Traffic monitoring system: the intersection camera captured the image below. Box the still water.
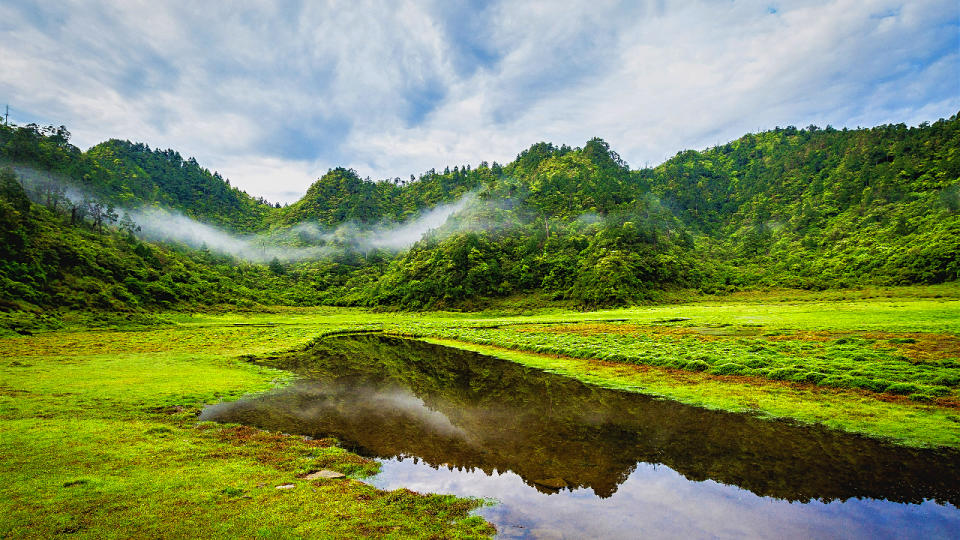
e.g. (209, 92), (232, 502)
(200, 335), (960, 539)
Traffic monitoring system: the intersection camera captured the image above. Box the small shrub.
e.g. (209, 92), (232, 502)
(743, 358), (768, 368)
(685, 360), (710, 372)
(932, 375), (960, 387)
(601, 353), (629, 363)
(885, 382), (920, 395)
(710, 363), (745, 376)
(62, 479), (89, 488)
(908, 393), (933, 402)
(844, 376), (889, 393)
(819, 375), (845, 388)
(928, 385), (952, 397)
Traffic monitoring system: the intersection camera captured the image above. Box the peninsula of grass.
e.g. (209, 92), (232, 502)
(385, 288), (960, 448)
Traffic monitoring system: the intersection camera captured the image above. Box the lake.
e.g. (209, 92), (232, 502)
(200, 334), (960, 539)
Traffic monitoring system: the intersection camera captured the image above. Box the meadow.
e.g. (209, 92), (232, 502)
(1, 286), (959, 537)
(0, 316), (492, 538)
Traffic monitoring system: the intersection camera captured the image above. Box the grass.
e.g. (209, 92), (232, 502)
(1, 285), (959, 535)
(419, 338), (960, 448)
(0, 323), (493, 538)
(414, 325), (959, 399)
(378, 289), (960, 447)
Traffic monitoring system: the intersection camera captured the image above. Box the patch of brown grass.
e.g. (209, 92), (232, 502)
(517, 323), (960, 364)
(587, 356), (960, 410)
(518, 323), (763, 340)
(863, 332), (960, 363)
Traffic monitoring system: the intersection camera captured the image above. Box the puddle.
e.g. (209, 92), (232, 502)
(201, 335), (960, 539)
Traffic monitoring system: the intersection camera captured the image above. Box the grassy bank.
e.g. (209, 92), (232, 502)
(392, 294), (960, 448)
(419, 338), (959, 448)
(0, 322), (493, 538)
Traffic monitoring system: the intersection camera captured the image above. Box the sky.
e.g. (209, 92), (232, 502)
(1, 0), (958, 204)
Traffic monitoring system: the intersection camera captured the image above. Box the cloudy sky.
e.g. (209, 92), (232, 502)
(1, 1), (957, 203)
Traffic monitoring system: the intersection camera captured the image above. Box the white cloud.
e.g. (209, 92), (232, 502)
(1, 0), (956, 203)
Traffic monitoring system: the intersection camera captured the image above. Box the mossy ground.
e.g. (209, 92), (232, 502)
(0, 321), (493, 538)
(1, 285), (958, 536)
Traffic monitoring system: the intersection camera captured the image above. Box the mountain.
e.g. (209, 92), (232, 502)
(0, 124), (275, 232)
(0, 113), (957, 318)
(363, 121), (960, 306)
(277, 165), (481, 227)
(85, 139), (275, 231)
(646, 119), (960, 288)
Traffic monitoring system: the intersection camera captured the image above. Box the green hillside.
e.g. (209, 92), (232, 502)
(0, 124), (274, 232)
(86, 139), (275, 231)
(0, 114), (958, 320)
(365, 121), (960, 306)
(277, 165), (482, 226)
(0, 167), (325, 320)
(647, 120), (960, 288)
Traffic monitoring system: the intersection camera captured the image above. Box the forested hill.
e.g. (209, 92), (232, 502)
(366, 120), (959, 306)
(648, 120), (960, 233)
(277, 165), (485, 226)
(85, 139), (275, 231)
(0, 114), (957, 316)
(644, 119), (960, 288)
(0, 124), (274, 232)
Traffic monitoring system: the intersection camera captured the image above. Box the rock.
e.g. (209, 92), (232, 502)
(302, 469), (345, 480)
(275, 484), (295, 490)
(533, 477), (567, 490)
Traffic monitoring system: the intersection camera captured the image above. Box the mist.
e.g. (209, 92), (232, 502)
(9, 163), (639, 265)
(128, 207), (332, 262)
(131, 194), (480, 262)
(9, 164), (484, 262)
(10, 165), (88, 208)
(288, 193), (477, 253)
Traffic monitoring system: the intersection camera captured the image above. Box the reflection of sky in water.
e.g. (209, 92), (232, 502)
(369, 458), (959, 539)
(202, 336), (960, 538)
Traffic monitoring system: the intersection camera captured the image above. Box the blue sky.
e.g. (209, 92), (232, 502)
(1, 0), (957, 203)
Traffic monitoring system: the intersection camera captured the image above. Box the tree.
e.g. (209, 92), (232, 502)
(0, 167), (29, 214)
(119, 212), (141, 236)
(268, 257), (286, 275)
(85, 200), (118, 233)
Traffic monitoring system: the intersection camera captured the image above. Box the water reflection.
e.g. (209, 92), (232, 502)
(371, 458), (959, 540)
(201, 335), (960, 537)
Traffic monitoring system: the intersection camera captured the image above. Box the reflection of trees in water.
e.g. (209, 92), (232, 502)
(207, 335), (960, 504)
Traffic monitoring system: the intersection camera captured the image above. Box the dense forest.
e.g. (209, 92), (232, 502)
(0, 113), (957, 321)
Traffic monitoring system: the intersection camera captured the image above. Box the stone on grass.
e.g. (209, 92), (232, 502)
(275, 484), (295, 490)
(302, 469), (346, 480)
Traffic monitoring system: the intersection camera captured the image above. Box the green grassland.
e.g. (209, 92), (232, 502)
(2, 287), (959, 536)
(0, 320), (492, 538)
